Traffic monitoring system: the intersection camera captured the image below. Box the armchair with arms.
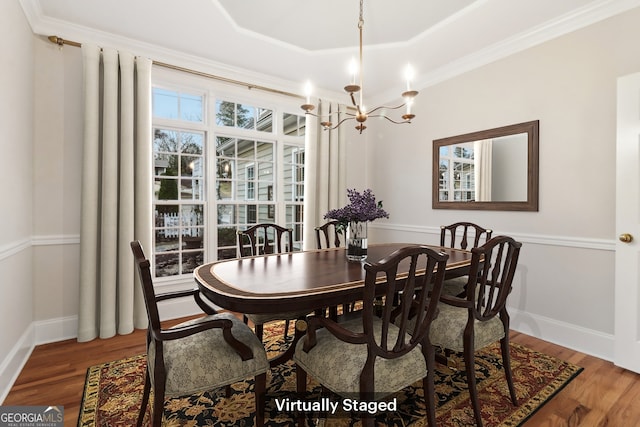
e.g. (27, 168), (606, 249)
(429, 235), (522, 427)
(130, 241), (269, 427)
(294, 245), (448, 427)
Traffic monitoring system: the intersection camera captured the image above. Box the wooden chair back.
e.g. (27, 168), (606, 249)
(131, 241), (162, 337)
(361, 246), (448, 361)
(315, 220), (343, 249)
(237, 223), (293, 257)
(440, 222), (493, 250)
(465, 235), (522, 321)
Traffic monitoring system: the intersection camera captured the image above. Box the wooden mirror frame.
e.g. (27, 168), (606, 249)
(432, 120), (539, 211)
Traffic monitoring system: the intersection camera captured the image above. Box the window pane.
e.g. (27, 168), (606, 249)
(183, 228), (204, 249)
(181, 132), (203, 154)
(154, 129), (179, 153)
(155, 177), (179, 200)
(182, 251), (203, 274)
(217, 181), (232, 200)
(181, 156), (200, 177)
(155, 252), (179, 277)
(237, 139), (255, 158)
(216, 137), (236, 157)
(216, 100), (235, 126)
(237, 104), (255, 129)
(257, 108), (273, 132)
(256, 141), (274, 162)
(180, 178), (203, 200)
(283, 113), (305, 136)
(153, 89), (179, 119)
(217, 226), (236, 246)
(217, 205), (235, 225)
(153, 89), (203, 123)
(180, 94), (203, 122)
(217, 159), (233, 179)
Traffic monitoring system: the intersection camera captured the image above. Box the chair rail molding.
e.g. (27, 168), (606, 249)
(370, 222), (615, 251)
(0, 238), (31, 263)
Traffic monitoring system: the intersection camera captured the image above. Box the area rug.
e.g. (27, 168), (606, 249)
(78, 321), (582, 426)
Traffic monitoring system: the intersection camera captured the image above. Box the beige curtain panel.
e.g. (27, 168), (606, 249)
(302, 101), (347, 250)
(77, 44), (152, 342)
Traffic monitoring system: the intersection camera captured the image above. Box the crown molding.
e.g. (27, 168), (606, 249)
(18, 0), (323, 101)
(373, 0), (640, 105)
(18, 0), (640, 113)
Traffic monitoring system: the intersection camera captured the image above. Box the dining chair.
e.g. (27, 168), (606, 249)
(439, 222), (493, 296)
(314, 220), (356, 319)
(294, 245), (448, 427)
(237, 223), (312, 342)
(429, 235), (522, 427)
(130, 241), (269, 427)
(314, 220), (343, 250)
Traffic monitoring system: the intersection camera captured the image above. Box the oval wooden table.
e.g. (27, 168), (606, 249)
(194, 243), (474, 366)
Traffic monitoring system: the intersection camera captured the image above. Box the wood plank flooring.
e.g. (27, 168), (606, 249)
(4, 319), (640, 426)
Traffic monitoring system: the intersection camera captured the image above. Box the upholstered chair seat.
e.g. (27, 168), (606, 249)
(148, 312), (269, 397)
(429, 303), (504, 352)
(294, 317), (428, 397)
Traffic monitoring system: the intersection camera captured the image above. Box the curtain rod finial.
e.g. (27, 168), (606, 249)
(48, 35), (64, 48)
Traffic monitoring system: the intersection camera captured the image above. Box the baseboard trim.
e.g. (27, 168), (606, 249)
(509, 307), (614, 362)
(0, 324), (35, 404)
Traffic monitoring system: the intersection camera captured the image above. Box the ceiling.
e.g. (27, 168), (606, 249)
(19, 0), (639, 103)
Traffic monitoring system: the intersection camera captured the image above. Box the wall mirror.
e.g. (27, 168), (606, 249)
(432, 120), (539, 211)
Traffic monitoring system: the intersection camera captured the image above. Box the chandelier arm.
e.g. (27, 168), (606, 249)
(367, 114), (412, 124)
(366, 103), (406, 115)
(304, 110), (355, 119)
(323, 116), (355, 130)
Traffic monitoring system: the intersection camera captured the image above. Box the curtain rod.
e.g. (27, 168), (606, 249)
(47, 35), (303, 100)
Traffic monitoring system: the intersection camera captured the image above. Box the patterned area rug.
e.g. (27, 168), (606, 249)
(79, 321), (582, 426)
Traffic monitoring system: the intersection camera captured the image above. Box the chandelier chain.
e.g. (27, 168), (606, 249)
(300, 0), (418, 133)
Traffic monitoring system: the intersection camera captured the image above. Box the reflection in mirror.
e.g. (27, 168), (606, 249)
(433, 121), (539, 211)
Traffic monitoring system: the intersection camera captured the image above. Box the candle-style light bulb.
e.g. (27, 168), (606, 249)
(404, 64), (415, 91)
(406, 98), (413, 115)
(304, 81), (313, 104)
(349, 57), (358, 85)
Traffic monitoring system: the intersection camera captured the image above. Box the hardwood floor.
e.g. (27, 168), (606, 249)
(4, 320), (640, 426)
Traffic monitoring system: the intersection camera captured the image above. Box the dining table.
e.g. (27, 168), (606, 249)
(194, 242), (475, 366)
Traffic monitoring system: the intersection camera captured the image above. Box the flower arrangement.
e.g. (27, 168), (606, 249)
(324, 188), (389, 231)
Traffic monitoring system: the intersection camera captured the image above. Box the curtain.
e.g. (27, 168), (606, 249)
(474, 139), (493, 202)
(302, 101), (348, 250)
(77, 44), (153, 342)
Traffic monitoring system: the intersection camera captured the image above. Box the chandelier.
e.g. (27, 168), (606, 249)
(300, 0), (419, 134)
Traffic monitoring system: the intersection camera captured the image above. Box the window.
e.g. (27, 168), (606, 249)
(438, 144), (475, 202)
(152, 82), (305, 278)
(215, 136), (276, 259)
(153, 127), (205, 277)
(284, 146), (305, 250)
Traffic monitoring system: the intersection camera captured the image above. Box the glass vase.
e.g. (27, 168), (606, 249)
(346, 221), (368, 262)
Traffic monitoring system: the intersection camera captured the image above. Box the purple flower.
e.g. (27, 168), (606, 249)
(324, 189), (389, 227)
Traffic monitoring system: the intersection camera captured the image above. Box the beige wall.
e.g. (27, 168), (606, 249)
(0, 0), (35, 400)
(367, 6), (640, 359)
(32, 39), (83, 324)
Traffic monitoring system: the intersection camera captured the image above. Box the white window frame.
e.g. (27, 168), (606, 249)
(151, 67), (305, 284)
